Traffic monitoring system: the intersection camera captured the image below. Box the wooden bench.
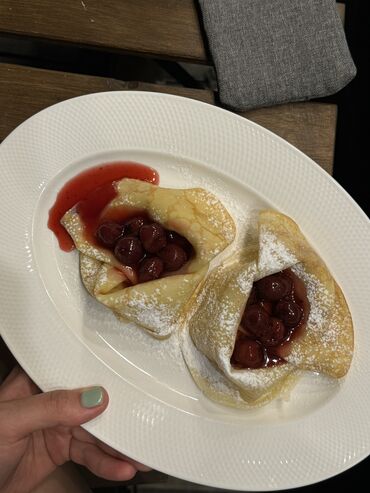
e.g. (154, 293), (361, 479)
(0, 63), (337, 173)
(0, 0), (345, 64)
(0, 1), (345, 174)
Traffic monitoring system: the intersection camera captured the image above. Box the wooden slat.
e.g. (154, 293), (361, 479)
(242, 104), (337, 175)
(0, 63), (214, 142)
(337, 3), (346, 23)
(0, 0), (207, 63)
(0, 63), (336, 173)
(0, 2), (345, 64)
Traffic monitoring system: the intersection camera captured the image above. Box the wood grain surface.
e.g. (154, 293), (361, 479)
(0, 0), (208, 63)
(0, 1), (345, 64)
(242, 103), (337, 175)
(337, 2), (345, 23)
(0, 63), (336, 173)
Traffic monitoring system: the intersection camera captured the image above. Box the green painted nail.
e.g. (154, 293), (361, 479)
(80, 387), (104, 408)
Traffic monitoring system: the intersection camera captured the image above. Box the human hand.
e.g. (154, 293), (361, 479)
(0, 366), (150, 493)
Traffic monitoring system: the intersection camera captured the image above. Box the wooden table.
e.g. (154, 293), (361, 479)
(0, 1), (345, 175)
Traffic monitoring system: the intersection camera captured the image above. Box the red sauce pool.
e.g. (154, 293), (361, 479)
(48, 162), (159, 251)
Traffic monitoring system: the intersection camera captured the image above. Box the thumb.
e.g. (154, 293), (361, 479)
(0, 386), (108, 439)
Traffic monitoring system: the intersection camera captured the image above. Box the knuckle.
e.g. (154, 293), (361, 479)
(47, 390), (72, 418)
(0, 405), (7, 432)
(0, 403), (16, 440)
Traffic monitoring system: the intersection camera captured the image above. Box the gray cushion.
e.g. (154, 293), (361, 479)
(199, 0), (356, 110)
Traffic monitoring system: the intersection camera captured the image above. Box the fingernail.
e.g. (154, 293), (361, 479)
(80, 386), (104, 408)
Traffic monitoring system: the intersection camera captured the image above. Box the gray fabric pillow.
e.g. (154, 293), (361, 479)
(198, 0), (356, 111)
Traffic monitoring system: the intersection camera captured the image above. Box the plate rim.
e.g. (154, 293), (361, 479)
(2, 89), (369, 226)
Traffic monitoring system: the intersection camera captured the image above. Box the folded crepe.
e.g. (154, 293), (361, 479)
(62, 178), (236, 338)
(183, 210), (353, 408)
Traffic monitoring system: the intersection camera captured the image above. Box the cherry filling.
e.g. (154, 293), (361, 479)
(96, 222), (125, 248)
(159, 244), (188, 271)
(48, 162), (159, 252)
(96, 216), (194, 284)
(231, 269), (309, 369)
(140, 223), (167, 253)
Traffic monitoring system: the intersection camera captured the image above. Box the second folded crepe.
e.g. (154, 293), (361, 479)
(183, 210), (354, 408)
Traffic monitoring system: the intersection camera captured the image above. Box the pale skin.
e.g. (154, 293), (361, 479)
(0, 366), (150, 493)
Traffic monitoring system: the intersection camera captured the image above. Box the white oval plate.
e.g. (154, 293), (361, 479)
(0, 92), (369, 491)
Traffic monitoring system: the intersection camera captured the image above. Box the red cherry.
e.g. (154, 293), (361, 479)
(232, 338), (265, 369)
(241, 305), (270, 336)
(166, 230), (193, 257)
(259, 300), (273, 315)
(159, 244), (187, 271)
(138, 257), (164, 283)
(140, 223), (167, 253)
(124, 216), (148, 236)
(96, 222), (123, 248)
(262, 318), (286, 347)
(275, 300), (303, 327)
(114, 237), (144, 266)
(256, 273), (292, 301)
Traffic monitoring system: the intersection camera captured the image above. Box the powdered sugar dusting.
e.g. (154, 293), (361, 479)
(287, 263), (353, 377)
(292, 264), (332, 330)
(125, 289), (179, 337)
(97, 267), (109, 286)
(181, 327), (246, 400)
(218, 298), (241, 337)
(236, 268), (253, 294)
(168, 164), (253, 249)
(258, 229), (298, 278)
(228, 357), (291, 390)
(80, 254), (99, 278)
(195, 189), (235, 243)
